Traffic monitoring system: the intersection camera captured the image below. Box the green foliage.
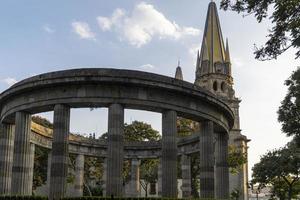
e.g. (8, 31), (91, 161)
(83, 186), (103, 196)
(0, 197), (47, 200)
(32, 116), (53, 129)
(33, 146), (49, 190)
(60, 198), (220, 200)
(228, 145), (247, 174)
(230, 188), (240, 200)
(84, 157), (103, 184)
(124, 121), (161, 141)
(139, 159), (159, 197)
(177, 118), (196, 137)
(252, 144), (300, 200)
(220, 0), (300, 60)
(278, 68), (300, 146)
(100, 121), (161, 142)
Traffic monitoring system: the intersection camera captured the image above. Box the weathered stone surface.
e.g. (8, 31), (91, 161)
(0, 69), (234, 133)
(11, 112), (32, 195)
(0, 68), (236, 198)
(49, 104), (70, 200)
(215, 132), (229, 199)
(199, 121), (214, 198)
(106, 104), (124, 197)
(181, 154), (191, 198)
(0, 123), (15, 194)
(28, 143), (35, 194)
(127, 158), (140, 197)
(162, 110), (177, 198)
(74, 154), (84, 197)
(157, 158), (162, 196)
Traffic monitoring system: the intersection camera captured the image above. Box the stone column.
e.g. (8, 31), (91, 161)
(11, 112), (32, 195)
(102, 158), (107, 196)
(74, 154), (85, 197)
(215, 132), (229, 199)
(47, 151), (52, 190)
(106, 104), (124, 196)
(128, 158), (140, 197)
(157, 158), (162, 196)
(162, 110), (177, 198)
(28, 143), (35, 194)
(199, 121), (215, 198)
(181, 154), (191, 198)
(0, 123), (15, 195)
(49, 104), (70, 200)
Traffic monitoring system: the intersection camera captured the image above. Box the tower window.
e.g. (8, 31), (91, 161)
(213, 81), (218, 91)
(221, 82), (226, 92)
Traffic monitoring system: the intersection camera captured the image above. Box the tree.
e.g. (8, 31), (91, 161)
(100, 121), (161, 142)
(252, 143), (300, 200)
(220, 0), (300, 60)
(278, 67), (300, 146)
(33, 146), (49, 191)
(100, 120), (161, 195)
(228, 145), (247, 174)
(139, 159), (158, 197)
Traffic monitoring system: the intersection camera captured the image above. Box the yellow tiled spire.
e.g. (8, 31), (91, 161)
(197, 1), (226, 76)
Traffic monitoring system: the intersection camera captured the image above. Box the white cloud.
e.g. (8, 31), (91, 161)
(232, 57), (245, 67)
(43, 24), (55, 33)
(1, 77), (17, 86)
(97, 2), (201, 47)
(189, 44), (200, 57)
(97, 8), (125, 31)
(139, 64), (155, 69)
(71, 21), (96, 40)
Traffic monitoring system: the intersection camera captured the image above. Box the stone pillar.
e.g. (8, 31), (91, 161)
(199, 121), (215, 198)
(215, 132), (229, 199)
(128, 158), (140, 197)
(106, 104), (124, 196)
(157, 158), (162, 196)
(0, 123), (15, 195)
(49, 104), (70, 200)
(181, 154), (191, 198)
(47, 151), (52, 190)
(74, 154), (85, 197)
(162, 110), (177, 198)
(102, 158), (107, 196)
(11, 112), (32, 195)
(28, 143), (35, 194)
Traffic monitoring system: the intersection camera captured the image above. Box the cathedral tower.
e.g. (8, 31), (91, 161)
(194, 2), (249, 200)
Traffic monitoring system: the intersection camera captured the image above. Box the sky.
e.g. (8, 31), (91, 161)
(0, 0), (299, 178)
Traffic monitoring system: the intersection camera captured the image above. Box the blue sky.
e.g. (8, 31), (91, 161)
(0, 0), (298, 177)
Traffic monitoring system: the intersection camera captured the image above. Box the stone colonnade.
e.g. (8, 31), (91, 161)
(0, 103), (229, 199)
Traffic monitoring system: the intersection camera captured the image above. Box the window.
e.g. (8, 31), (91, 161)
(213, 81), (218, 91)
(221, 82), (226, 92)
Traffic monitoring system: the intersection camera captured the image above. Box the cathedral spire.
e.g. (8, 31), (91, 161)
(225, 38), (232, 77)
(196, 1), (226, 77)
(175, 61), (183, 80)
(225, 38), (231, 63)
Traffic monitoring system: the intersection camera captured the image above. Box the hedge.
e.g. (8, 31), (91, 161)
(0, 197), (222, 200)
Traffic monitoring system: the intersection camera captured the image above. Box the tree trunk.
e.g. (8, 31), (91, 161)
(145, 183), (148, 197)
(288, 186), (293, 200)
